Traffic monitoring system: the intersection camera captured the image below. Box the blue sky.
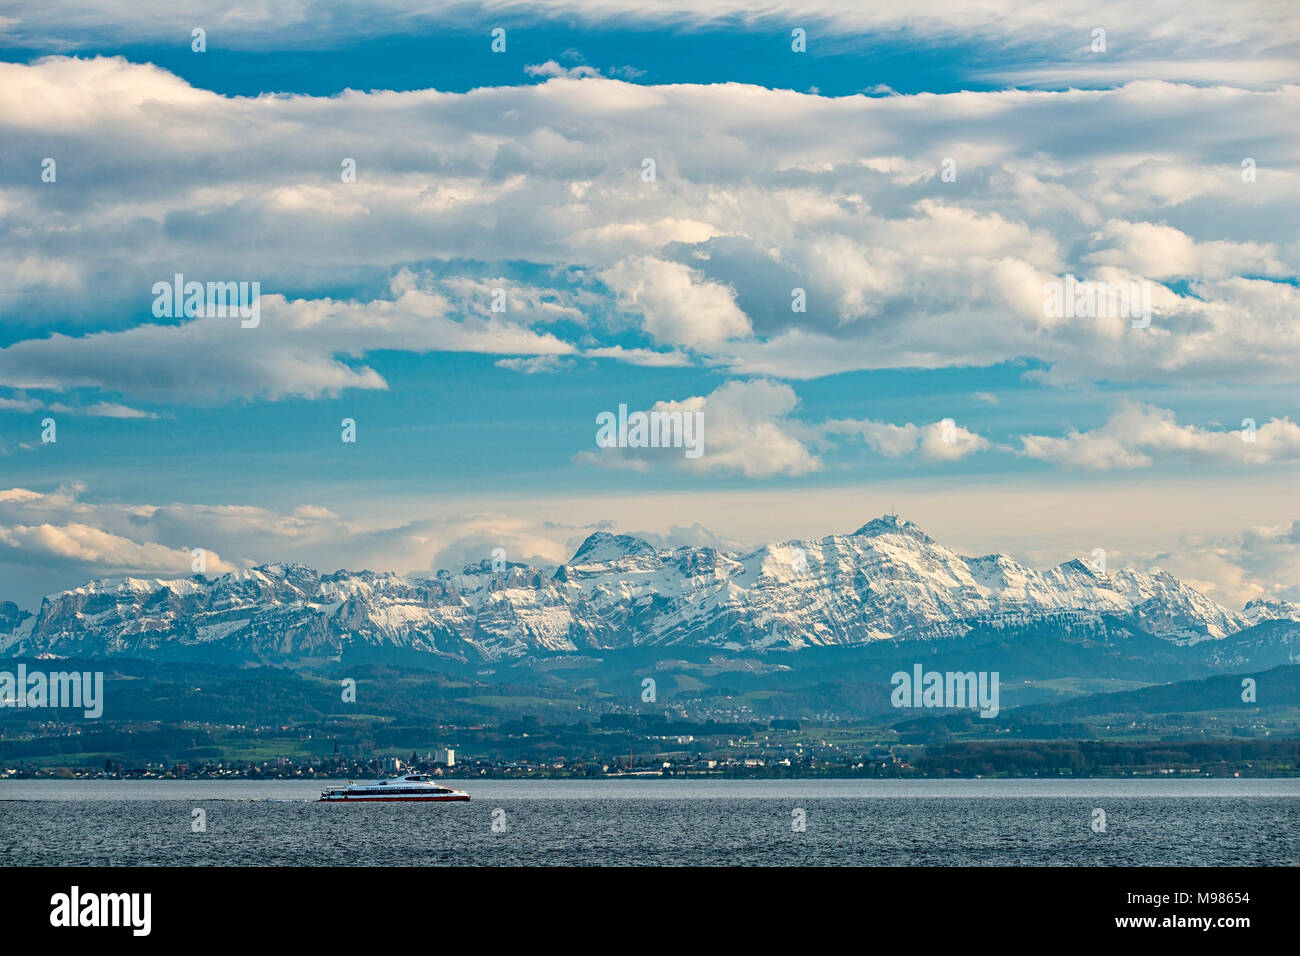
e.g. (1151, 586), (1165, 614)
(0, 0), (1298, 609)
(1, 28), (1006, 98)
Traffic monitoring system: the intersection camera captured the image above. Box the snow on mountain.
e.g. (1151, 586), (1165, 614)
(1242, 598), (1300, 624)
(0, 516), (1258, 663)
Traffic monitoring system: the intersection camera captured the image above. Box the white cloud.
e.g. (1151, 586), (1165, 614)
(685, 379), (821, 477)
(0, 485), (594, 607)
(525, 61), (601, 79)
(1018, 402), (1300, 469)
(0, 486), (392, 603)
(0, 396), (42, 412)
(0, 283), (576, 402)
(1145, 521), (1300, 607)
(823, 417), (990, 460)
(0, 58), (1297, 397)
(577, 379), (821, 478)
(427, 514), (573, 574)
(578, 381), (997, 477)
(0, 394), (155, 417)
(582, 345), (690, 367)
(494, 355), (576, 374)
(600, 257), (751, 348)
(1085, 220), (1287, 280)
(0, 522), (212, 574)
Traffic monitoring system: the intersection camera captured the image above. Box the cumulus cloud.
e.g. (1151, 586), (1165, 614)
(600, 257), (751, 348)
(1018, 402), (1300, 469)
(0, 522), (208, 574)
(0, 58), (1296, 395)
(685, 379), (821, 476)
(1145, 521), (1300, 607)
(625, 521), (742, 552)
(1084, 220), (1288, 280)
(823, 416), (990, 460)
(427, 514), (572, 574)
(0, 486), (570, 606)
(0, 488), (323, 582)
(577, 379), (999, 476)
(576, 378), (821, 478)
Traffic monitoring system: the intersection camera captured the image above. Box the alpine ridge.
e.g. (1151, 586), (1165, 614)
(2, 516), (1296, 666)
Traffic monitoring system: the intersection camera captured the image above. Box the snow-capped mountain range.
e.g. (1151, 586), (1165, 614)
(1, 515), (1296, 666)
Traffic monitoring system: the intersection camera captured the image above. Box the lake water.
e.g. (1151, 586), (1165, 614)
(2, 778), (1296, 866)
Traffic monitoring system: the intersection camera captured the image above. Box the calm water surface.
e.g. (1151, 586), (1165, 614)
(2, 779), (1296, 866)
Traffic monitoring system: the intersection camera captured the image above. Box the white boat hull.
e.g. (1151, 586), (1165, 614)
(320, 773), (470, 802)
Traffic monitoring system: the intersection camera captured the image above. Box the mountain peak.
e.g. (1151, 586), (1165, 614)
(1243, 597), (1300, 622)
(850, 514), (933, 544)
(570, 531), (657, 563)
(1059, 558), (1095, 574)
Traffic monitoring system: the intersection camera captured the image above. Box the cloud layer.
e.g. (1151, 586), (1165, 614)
(1, 58), (1297, 403)
(4, 2), (1297, 87)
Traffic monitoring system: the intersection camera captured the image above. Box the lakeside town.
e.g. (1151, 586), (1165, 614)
(4, 726), (1295, 780)
(4, 662), (1296, 779)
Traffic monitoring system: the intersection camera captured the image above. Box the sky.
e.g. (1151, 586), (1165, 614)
(0, 0), (1297, 611)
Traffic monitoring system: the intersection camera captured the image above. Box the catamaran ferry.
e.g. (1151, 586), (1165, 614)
(319, 774), (470, 803)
